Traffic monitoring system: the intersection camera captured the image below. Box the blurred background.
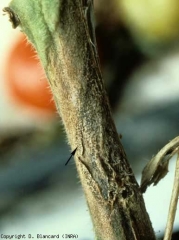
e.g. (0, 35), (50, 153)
(0, 0), (179, 239)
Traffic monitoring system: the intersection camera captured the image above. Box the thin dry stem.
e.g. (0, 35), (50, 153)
(141, 137), (179, 192)
(163, 152), (179, 240)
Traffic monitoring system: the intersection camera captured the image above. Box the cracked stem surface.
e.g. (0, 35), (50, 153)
(6, 1), (156, 239)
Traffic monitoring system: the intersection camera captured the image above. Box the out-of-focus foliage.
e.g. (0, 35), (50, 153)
(115, 0), (179, 53)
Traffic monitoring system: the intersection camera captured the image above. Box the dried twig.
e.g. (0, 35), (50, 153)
(141, 137), (179, 193)
(163, 151), (179, 240)
(141, 137), (179, 239)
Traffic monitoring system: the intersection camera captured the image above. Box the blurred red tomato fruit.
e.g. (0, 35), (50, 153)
(5, 34), (56, 114)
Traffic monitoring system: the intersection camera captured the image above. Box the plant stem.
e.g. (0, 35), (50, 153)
(164, 152), (179, 240)
(5, 0), (156, 239)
